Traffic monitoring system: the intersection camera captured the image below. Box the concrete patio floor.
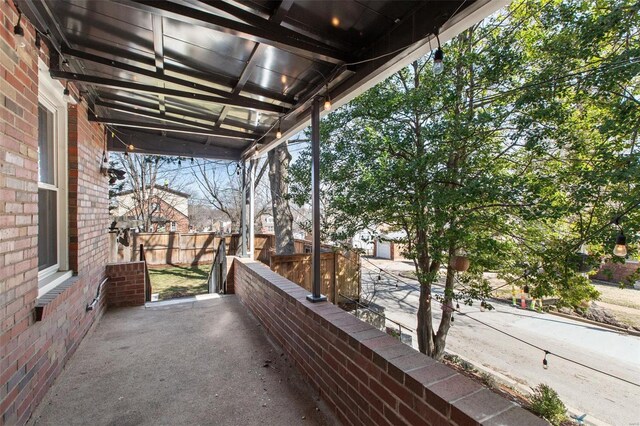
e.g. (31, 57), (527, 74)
(28, 295), (336, 426)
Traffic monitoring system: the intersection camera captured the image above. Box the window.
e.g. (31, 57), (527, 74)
(170, 222), (177, 232)
(37, 59), (70, 296)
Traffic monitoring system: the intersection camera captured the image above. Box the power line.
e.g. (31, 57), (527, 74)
(360, 257), (640, 388)
(455, 310), (640, 388)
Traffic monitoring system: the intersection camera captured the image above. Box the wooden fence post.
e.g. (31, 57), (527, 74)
(332, 251), (337, 304)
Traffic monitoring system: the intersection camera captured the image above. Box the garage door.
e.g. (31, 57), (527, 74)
(376, 241), (391, 259)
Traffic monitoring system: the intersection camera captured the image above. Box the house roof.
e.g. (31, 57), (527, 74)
(23, 0), (506, 160)
(116, 186), (191, 199)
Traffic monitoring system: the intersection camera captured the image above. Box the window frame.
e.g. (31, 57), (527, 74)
(37, 58), (71, 296)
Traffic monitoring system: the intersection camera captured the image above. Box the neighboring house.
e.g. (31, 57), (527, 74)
(113, 187), (190, 233)
(592, 255), (640, 286)
(259, 214), (275, 234)
(373, 229), (408, 261)
(352, 230), (375, 255)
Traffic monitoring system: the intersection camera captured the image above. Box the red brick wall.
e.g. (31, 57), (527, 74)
(105, 262), (146, 308)
(233, 259), (545, 426)
(593, 261), (639, 284)
(68, 103), (110, 275)
(0, 2), (111, 424)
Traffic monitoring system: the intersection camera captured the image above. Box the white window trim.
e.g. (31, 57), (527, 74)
(37, 58), (69, 297)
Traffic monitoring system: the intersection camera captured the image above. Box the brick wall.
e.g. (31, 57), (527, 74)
(0, 2), (111, 424)
(233, 259), (546, 426)
(593, 261), (639, 284)
(105, 262), (147, 308)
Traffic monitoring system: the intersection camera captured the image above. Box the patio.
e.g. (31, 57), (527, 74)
(27, 295), (334, 426)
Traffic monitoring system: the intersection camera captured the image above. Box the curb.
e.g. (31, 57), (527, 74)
(445, 350), (611, 426)
(395, 269), (640, 338)
(487, 297), (640, 338)
(547, 311), (640, 338)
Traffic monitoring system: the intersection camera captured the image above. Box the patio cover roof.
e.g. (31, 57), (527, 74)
(22, 0), (508, 160)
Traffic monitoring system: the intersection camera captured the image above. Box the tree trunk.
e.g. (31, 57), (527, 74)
(268, 143), (295, 255)
(432, 245), (457, 360)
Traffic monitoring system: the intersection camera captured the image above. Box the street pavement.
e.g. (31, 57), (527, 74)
(360, 258), (640, 426)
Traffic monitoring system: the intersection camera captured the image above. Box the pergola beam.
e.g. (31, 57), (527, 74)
(198, 0), (350, 51)
(59, 48), (295, 109)
(215, 43), (266, 129)
(50, 70), (284, 113)
(94, 100), (258, 139)
(107, 129), (244, 160)
(66, 39), (293, 105)
(117, 0), (349, 64)
(92, 117), (254, 139)
(151, 14), (166, 114)
(96, 92), (272, 133)
(270, 0), (294, 24)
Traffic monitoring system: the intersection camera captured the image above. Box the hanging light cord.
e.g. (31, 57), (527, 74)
(360, 256), (640, 388)
(454, 309), (640, 388)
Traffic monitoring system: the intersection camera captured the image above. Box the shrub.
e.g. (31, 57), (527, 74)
(529, 384), (567, 425)
(480, 372), (497, 389)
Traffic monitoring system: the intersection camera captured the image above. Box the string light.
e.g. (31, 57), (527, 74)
(361, 257), (640, 386)
(63, 82), (73, 103)
(13, 11), (25, 48)
(324, 84), (332, 111)
(128, 144), (134, 151)
(35, 31), (42, 51)
(433, 33), (444, 75)
(613, 231), (627, 257)
(276, 119), (282, 139)
(613, 218), (627, 257)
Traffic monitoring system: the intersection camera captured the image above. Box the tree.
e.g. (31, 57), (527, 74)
(111, 153), (187, 232)
(268, 142), (295, 254)
(191, 159), (269, 233)
(291, 0), (640, 358)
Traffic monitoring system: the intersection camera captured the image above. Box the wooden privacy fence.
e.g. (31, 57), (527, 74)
(110, 231), (361, 301)
(111, 232), (247, 265)
(110, 231), (310, 266)
(269, 250), (361, 304)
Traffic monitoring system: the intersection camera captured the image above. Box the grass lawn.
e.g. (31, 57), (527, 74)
(148, 264), (210, 300)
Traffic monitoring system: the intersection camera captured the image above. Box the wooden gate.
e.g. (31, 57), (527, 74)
(208, 240), (227, 294)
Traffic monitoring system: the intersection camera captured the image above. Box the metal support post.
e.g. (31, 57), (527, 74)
(249, 159), (256, 260)
(307, 97), (327, 303)
(241, 160), (247, 257)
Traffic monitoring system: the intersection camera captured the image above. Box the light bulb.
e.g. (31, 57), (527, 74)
(15, 33), (26, 48)
(276, 129), (282, 138)
(128, 144), (134, 151)
(14, 20), (25, 48)
(613, 231), (627, 257)
(63, 88), (72, 103)
(433, 47), (444, 75)
(324, 99), (331, 111)
(613, 244), (627, 257)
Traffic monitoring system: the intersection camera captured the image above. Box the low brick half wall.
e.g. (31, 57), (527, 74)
(592, 261), (639, 284)
(233, 259), (546, 426)
(106, 262), (146, 308)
